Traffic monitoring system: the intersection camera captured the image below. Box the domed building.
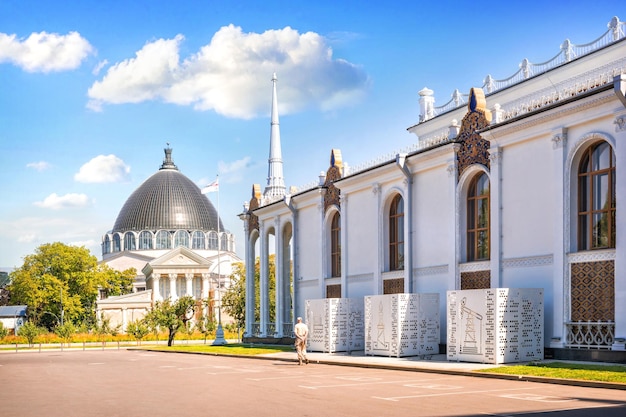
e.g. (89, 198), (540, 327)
(96, 147), (240, 331)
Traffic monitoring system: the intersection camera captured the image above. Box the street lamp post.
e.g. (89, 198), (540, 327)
(212, 277), (226, 345)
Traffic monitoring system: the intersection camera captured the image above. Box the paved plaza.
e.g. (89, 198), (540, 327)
(1, 349), (626, 416)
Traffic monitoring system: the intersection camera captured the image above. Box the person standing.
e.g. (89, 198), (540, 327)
(294, 317), (309, 365)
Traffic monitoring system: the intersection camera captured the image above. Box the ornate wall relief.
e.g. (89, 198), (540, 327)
(456, 88), (493, 180)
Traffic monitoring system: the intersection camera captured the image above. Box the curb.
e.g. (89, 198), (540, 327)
(135, 348), (626, 391)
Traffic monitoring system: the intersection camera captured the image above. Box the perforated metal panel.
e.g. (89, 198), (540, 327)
(305, 298), (364, 353)
(364, 293), (440, 357)
(447, 288), (543, 364)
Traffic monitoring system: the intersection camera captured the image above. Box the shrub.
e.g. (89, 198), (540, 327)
(18, 322), (43, 347)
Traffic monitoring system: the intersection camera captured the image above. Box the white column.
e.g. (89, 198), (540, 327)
(613, 113), (626, 350)
(551, 129), (567, 348)
(201, 273), (210, 299)
(185, 273), (193, 298)
(121, 307), (127, 332)
(152, 274), (161, 302)
(259, 223), (268, 337)
(245, 233), (255, 337)
(340, 194), (348, 298)
(275, 217), (283, 337)
(373, 183), (382, 294)
(489, 147), (503, 288)
(448, 146), (460, 291)
(169, 273), (178, 301)
(318, 196), (326, 298)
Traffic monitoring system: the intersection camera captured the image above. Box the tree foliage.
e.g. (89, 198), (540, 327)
(221, 255), (276, 330)
(0, 322), (8, 339)
(126, 319), (150, 345)
(145, 296), (197, 346)
(18, 322), (43, 347)
(8, 242), (135, 329)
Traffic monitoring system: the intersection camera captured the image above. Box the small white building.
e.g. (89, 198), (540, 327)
(0, 305), (27, 335)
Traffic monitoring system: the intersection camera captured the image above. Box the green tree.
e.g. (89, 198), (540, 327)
(54, 322), (76, 346)
(18, 322), (43, 347)
(145, 296), (197, 346)
(126, 319), (150, 345)
(8, 242), (135, 329)
(0, 322), (8, 339)
(222, 256), (276, 329)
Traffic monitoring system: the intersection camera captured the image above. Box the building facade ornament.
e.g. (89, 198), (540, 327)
(552, 131), (568, 149)
(456, 88), (493, 180)
(614, 115), (626, 131)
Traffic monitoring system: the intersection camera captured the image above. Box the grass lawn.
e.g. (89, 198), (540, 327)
(478, 361), (626, 384)
(140, 343), (295, 356)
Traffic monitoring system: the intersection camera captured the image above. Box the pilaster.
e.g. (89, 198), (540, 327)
(613, 112), (626, 349)
(551, 127), (568, 348)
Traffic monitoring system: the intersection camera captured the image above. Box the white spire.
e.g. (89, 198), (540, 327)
(264, 72), (286, 199)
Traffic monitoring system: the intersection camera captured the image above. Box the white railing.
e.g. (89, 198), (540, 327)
(282, 322), (294, 336)
(498, 56), (626, 122)
(251, 322), (261, 336)
(424, 16), (625, 120)
(565, 321), (615, 349)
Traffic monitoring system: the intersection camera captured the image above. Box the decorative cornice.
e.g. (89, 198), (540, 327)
(459, 261), (490, 272)
(414, 264), (449, 277)
(502, 254), (553, 269)
(347, 273), (374, 283)
(488, 94), (614, 137)
(382, 270), (404, 279)
(568, 249), (615, 263)
(372, 183), (381, 194)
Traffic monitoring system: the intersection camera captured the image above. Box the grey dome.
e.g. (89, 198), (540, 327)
(112, 149), (223, 233)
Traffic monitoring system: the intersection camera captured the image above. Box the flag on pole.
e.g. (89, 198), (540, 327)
(201, 178), (219, 194)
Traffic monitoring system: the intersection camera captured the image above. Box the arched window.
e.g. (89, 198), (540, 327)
(174, 230), (189, 248)
(102, 235), (111, 255)
(155, 230), (171, 249)
(389, 194), (404, 270)
(208, 231), (218, 250)
(138, 231), (153, 250)
(467, 173), (490, 262)
(113, 234), (121, 252)
(220, 233), (228, 251)
(124, 232), (136, 251)
(331, 212), (341, 277)
(578, 142), (616, 250)
(192, 231), (205, 249)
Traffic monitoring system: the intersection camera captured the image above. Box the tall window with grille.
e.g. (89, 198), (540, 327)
(389, 194), (404, 270)
(330, 211), (341, 277)
(578, 142), (616, 250)
(467, 173), (490, 262)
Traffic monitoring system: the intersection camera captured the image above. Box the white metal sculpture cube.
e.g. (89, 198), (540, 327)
(447, 288), (544, 364)
(305, 298), (364, 353)
(364, 293), (440, 357)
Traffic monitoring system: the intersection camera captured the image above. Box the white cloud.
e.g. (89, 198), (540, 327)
(74, 154), (131, 183)
(34, 193), (91, 210)
(0, 31), (94, 73)
(218, 156), (252, 175)
(87, 25), (369, 118)
(26, 161), (52, 171)
(92, 59), (108, 75)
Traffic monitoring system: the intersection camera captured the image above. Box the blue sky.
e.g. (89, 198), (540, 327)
(0, 1), (621, 269)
